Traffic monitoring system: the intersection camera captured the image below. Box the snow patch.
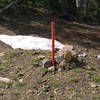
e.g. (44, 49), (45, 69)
(0, 35), (64, 50)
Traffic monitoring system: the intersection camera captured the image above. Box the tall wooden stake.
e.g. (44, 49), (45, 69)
(51, 22), (55, 66)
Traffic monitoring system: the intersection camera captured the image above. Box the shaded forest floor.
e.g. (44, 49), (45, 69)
(0, 7), (100, 100)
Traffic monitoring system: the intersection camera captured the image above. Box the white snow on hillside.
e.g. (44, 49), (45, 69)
(0, 35), (64, 50)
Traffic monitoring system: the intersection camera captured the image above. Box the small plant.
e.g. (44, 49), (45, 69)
(94, 77), (100, 83)
(34, 51), (47, 56)
(15, 81), (25, 87)
(87, 64), (97, 70)
(46, 52), (51, 57)
(1, 60), (10, 65)
(26, 50), (33, 55)
(7, 52), (20, 58)
(11, 90), (20, 96)
(86, 71), (93, 75)
(0, 61), (2, 66)
(32, 58), (40, 64)
(92, 96), (100, 100)
(0, 82), (11, 88)
(68, 88), (75, 92)
(70, 77), (79, 83)
(74, 68), (85, 73)
(41, 67), (48, 72)
(0, 66), (9, 72)
(9, 74), (17, 80)
(0, 60), (11, 72)
(49, 81), (58, 87)
(69, 71), (77, 77)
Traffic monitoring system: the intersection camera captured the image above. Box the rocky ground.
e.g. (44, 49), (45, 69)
(0, 8), (100, 100)
(0, 40), (100, 100)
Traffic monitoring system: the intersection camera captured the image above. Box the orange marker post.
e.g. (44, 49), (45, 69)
(51, 22), (55, 66)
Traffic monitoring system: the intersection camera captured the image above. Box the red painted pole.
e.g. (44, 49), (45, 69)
(51, 22), (55, 66)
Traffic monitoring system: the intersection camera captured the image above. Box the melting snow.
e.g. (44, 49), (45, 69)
(0, 35), (64, 50)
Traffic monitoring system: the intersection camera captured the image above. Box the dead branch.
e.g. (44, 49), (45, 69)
(0, 0), (22, 13)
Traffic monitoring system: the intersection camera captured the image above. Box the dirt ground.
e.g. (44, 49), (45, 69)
(0, 8), (100, 100)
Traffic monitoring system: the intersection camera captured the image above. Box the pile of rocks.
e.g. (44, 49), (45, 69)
(42, 44), (84, 72)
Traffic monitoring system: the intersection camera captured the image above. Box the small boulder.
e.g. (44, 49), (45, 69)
(38, 55), (45, 60)
(0, 52), (5, 57)
(59, 60), (69, 71)
(89, 82), (97, 88)
(19, 79), (23, 83)
(63, 51), (72, 62)
(69, 62), (77, 68)
(57, 50), (72, 62)
(71, 51), (78, 60)
(42, 58), (52, 68)
(96, 55), (100, 59)
(78, 53), (87, 57)
(58, 45), (74, 54)
(59, 60), (68, 67)
(42, 85), (50, 92)
(32, 63), (39, 67)
(48, 66), (55, 72)
(56, 45), (78, 71)
(0, 90), (4, 96)
(0, 77), (13, 84)
(57, 45), (74, 62)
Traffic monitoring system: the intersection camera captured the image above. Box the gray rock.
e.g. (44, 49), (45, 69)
(91, 91), (96, 94)
(0, 90), (4, 96)
(19, 79), (23, 83)
(38, 55), (45, 60)
(0, 77), (13, 84)
(78, 53), (87, 57)
(42, 85), (50, 92)
(57, 45), (73, 62)
(58, 45), (74, 53)
(96, 55), (100, 59)
(69, 62), (77, 68)
(48, 66), (55, 72)
(59, 60), (68, 67)
(89, 82), (97, 88)
(0, 52), (5, 57)
(58, 60), (70, 71)
(54, 88), (59, 94)
(58, 68), (63, 72)
(28, 89), (34, 93)
(42, 58), (52, 68)
(32, 63), (39, 67)
(85, 74), (91, 78)
(71, 51), (78, 60)
(32, 85), (36, 89)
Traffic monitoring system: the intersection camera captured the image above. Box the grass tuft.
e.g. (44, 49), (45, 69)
(0, 82), (11, 88)
(74, 68), (85, 73)
(32, 58), (40, 64)
(92, 96), (100, 100)
(94, 77), (100, 83)
(49, 81), (58, 87)
(26, 50), (33, 55)
(70, 77), (79, 83)
(11, 90), (20, 96)
(15, 81), (25, 87)
(7, 52), (21, 58)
